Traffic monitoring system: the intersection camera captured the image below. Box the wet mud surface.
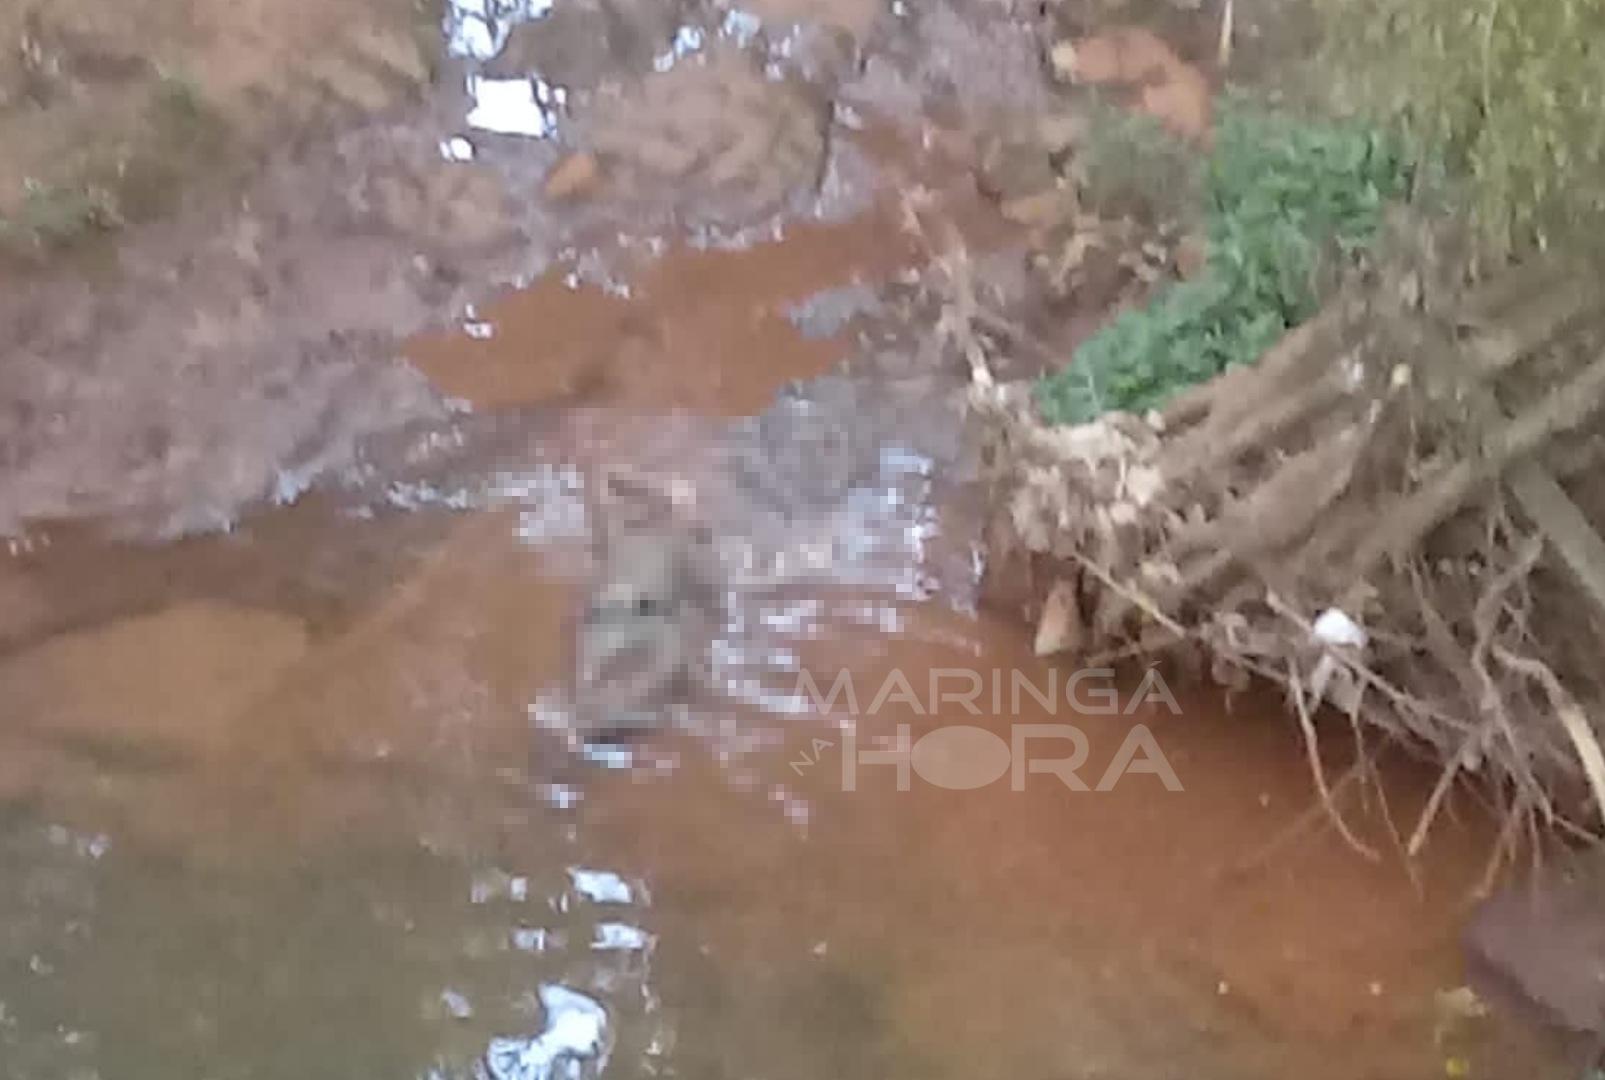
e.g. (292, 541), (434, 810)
(0, 0), (1591, 1076)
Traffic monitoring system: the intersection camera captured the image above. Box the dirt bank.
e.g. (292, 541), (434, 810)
(0, 0), (436, 260)
(0, 0), (1067, 537)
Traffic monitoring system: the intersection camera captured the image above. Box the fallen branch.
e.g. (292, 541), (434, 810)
(1492, 645), (1605, 834)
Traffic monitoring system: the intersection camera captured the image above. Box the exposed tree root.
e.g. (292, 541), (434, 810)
(965, 246), (1605, 863)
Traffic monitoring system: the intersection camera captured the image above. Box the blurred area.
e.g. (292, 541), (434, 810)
(0, 0), (1595, 1077)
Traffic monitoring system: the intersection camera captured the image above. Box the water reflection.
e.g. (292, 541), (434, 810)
(0, 791), (668, 1079)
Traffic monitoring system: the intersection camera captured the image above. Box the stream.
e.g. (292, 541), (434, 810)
(0, 0), (1575, 1076)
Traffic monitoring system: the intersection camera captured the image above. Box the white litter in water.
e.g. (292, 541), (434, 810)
(464, 320), (496, 339)
(1312, 608), (1368, 649)
(479, 984), (611, 1080)
(466, 76), (555, 138)
(440, 136), (476, 162)
(568, 868), (634, 905)
(592, 922), (653, 951)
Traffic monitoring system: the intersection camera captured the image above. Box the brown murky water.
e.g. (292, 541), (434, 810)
(0, 0), (1583, 1075)
(0, 207), (1572, 1079)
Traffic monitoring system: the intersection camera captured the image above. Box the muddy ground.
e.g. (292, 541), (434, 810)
(0, 0), (1249, 538)
(0, 0), (1597, 1075)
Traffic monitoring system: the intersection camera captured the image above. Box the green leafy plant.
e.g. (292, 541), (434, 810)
(1035, 99), (1411, 425)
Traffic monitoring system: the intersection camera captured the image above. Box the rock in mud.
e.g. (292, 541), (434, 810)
(487, 4), (616, 89)
(1050, 25), (1212, 143)
(485, 0), (690, 91)
(977, 135), (1058, 204)
(765, 21), (863, 91)
(1173, 229), (1208, 278)
(575, 45), (829, 226)
(1464, 853), (1605, 1043)
(544, 152), (603, 201)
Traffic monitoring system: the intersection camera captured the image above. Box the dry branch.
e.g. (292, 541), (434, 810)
(974, 256), (1605, 858)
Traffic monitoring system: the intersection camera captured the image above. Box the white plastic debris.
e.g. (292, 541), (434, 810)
(466, 76), (555, 138)
(480, 984), (611, 1080)
(1312, 608), (1368, 649)
(1309, 608), (1367, 713)
(440, 136), (476, 162)
(567, 868), (634, 905)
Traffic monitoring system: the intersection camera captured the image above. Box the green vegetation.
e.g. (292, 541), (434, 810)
(0, 180), (121, 253)
(1324, 0), (1605, 262)
(1036, 99), (1412, 425)
(0, 71), (228, 257)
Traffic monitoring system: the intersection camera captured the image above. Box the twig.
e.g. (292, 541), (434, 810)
(1261, 592), (1478, 738)
(1475, 795), (1526, 899)
(1468, 536), (1548, 812)
(1070, 552), (1191, 641)
(1361, 743), (1425, 895)
(1492, 645), (1605, 833)
(1406, 732), (1481, 857)
(1287, 660), (1383, 862)
(1218, 0), (1234, 69)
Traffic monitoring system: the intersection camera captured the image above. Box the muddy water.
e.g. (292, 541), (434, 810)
(0, 1), (1578, 1076)
(0, 211), (1571, 1080)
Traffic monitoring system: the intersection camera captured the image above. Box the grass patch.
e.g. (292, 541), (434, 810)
(0, 180), (121, 254)
(0, 70), (230, 257)
(1323, 0), (1605, 263)
(1035, 98), (1412, 425)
